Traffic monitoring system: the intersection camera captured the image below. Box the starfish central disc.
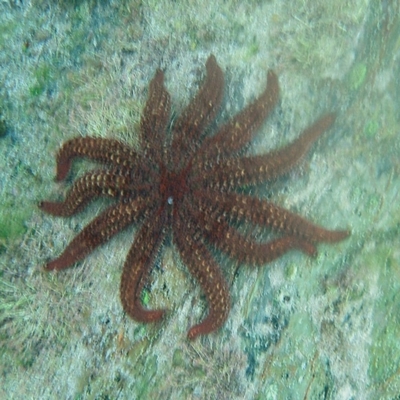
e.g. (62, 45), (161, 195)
(159, 164), (189, 207)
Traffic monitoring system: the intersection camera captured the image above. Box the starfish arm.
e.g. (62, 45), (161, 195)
(193, 69), (279, 167)
(174, 207), (230, 340)
(54, 137), (143, 181)
(170, 54), (224, 169)
(39, 168), (151, 217)
(191, 201), (317, 263)
(140, 69), (171, 164)
(197, 191), (350, 244)
(44, 199), (153, 270)
(212, 228), (317, 263)
(120, 210), (166, 323)
(196, 114), (336, 189)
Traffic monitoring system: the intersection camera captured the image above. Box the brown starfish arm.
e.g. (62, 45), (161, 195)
(120, 211), (166, 323)
(194, 206), (317, 263)
(54, 137), (144, 181)
(140, 69), (171, 163)
(174, 208), (230, 340)
(39, 168), (151, 217)
(226, 234), (318, 262)
(197, 191), (350, 244)
(272, 207), (350, 244)
(197, 113), (336, 189)
(44, 199), (153, 271)
(170, 54), (224, 169)
(193, 69), (279, 167)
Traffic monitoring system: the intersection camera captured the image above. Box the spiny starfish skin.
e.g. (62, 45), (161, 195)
(39, 55), (349, 340)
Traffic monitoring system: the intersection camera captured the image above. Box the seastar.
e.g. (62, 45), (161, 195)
(40, 55), (349, 340)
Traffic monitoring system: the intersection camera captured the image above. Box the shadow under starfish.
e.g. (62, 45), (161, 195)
(39, 55), (350, 340)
